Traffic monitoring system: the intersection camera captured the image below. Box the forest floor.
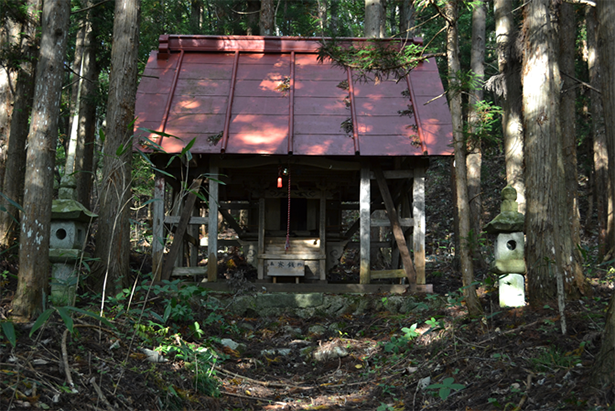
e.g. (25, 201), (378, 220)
(1, 158), (614, 410)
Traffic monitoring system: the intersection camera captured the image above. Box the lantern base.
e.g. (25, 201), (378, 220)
(499, 273), (525, 307)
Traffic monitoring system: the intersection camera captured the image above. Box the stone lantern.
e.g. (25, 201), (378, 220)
(484, 185), (526, 307)
(49, 177), (96, 306)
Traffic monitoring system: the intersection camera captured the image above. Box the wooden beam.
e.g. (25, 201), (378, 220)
(369, 170), (414, 179)
(208, 164), (219, 282)
(373, 164), (417, 285)
(370, 269), (406, 280)
(160, 177), (203, 281)
(164, 216), (208, 225)
(371, 218), (414, 227)
(217, 156), (361, 171)
(360, 166), (371, 284)
(152, 174), (165, 281)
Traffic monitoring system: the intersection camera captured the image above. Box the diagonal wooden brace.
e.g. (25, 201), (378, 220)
(160, 177), (203, 281)
(373, 165), (417, 285)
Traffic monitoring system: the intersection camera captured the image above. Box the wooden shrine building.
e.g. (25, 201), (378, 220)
(134, 35), (453, 290)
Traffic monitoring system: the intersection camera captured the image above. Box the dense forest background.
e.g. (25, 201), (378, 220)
(0, 0), (614, 409)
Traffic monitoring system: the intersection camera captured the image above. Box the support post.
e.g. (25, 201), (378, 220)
(319, 195), (326, 281)
(208, 163), (219, 282)
(152, 174), (165, 281)
(413, 167), (426, 284)
(257, 197), (265, 280)
(360, 166), (371, 283)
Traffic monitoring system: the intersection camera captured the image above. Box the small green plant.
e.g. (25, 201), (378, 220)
(30, 305), (113, 337)
(1, 320), (16, 348)
(377, 402), (395, 411)
(426, 377), (465, 401)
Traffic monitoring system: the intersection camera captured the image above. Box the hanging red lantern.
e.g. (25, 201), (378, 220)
(277, 166), (283, 188)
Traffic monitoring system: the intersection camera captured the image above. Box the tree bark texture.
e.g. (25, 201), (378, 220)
(365, 0), (385, 38)
(597, 0), (615, 258)
(522, 0), (571, 305)
(494, 0), (525, 214)
(446, 0), (482, 317)
(467, 0), (486, 268)
(558, 1), (586, 297)
(260, 0), (275, 36)
(94, 0), (140, 298)
(586, 5), (609, 259)
(0, 0), (41, 247)
(12, 0), (71, 320)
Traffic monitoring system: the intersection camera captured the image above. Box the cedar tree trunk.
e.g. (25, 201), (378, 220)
(12, 0), (71, 320)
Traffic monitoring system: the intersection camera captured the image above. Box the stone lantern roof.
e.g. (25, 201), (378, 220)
(484, 185), (524, 234)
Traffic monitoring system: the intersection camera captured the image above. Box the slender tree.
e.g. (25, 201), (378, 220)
(94, 0), (141, 299)
(445, 0), (482, 316)
(490, 0), (525, 214)
(558, 1), (586, 297)
(0, 0), (41, 247)
(12, 0), (71, 320)
(586, 4), (609, 259)
(591, 0), (615, 388)
(467, 0), (486, 268)
(75, 0), (100, 209)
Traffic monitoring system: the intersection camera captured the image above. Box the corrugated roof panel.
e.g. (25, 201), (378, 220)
(134, 35), (454, 157)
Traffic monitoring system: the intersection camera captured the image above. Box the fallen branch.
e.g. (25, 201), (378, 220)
(61, 329), (77, 393)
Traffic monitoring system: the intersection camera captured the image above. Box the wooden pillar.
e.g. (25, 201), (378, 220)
(413, 167), (426, 284)
(152, 173), (165, 281)
(257, 197), (265, 280)
(207, 163), (219, 282)
(360, 166), (371, 283)
(319, 195), (327, 281)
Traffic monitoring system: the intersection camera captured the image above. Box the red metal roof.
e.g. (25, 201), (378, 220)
(134, 35), (453, 157)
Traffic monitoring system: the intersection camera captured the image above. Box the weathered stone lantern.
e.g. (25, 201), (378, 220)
(484, 185), (526, 307)
(49, 176), (96, 306)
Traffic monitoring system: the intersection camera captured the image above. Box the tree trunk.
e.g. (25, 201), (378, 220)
(591, 0), (615, 391)
(260, 0), (275, 36)
(365, 0), (385, 39)
(467, 0), (486, 269)
(0, 0), (41, 247)
(246, 1), (260, 35)
(190, 0), (203, 32)
(75, 0), (100, 210)
(494, 0), (525, 214)
(522, 0), (570, 306)
(399, 0), (414, 37)
(446, 0), (482, 317)
(597, 0), (615, 258)
(94, 0), (140, 299)
(316, 0), (327, 34)
(65, 13), (87, 186)
(12, 0), (71, 321)
(559, 1), (586, 297)
(586, 5), (609, 259)
(0, 19), (19, 193)
(590, 291), (615, 389)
